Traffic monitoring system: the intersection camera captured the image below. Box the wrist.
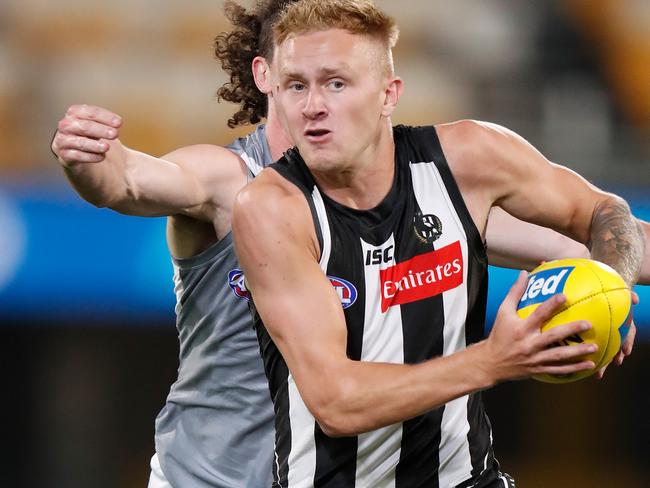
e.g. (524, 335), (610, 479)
(466, 341), (501, 389)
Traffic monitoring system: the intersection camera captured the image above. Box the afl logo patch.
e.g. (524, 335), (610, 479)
(414, 212), (442, 244)
(328, 275), (358, 309)
(228, 268), (251, 301)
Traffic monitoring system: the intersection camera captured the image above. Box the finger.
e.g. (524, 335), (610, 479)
(536, 342), (596, 364)
(595, 363), (608, 380)
(58, 135), (109, 155)
(631, 291), (639, 305)
(614, 349), (625, 366)
(537, 320), (591, 348)
(58, 116), (119, 140)
(57, 148), (106, 164)
(60, 117), (119, 140)
(533, 360), (595, 376)
(621, 323), (636, 356)
(67, 104), (122, 128)
(500, 270), (529, 310)
(525, 293), (567, 329)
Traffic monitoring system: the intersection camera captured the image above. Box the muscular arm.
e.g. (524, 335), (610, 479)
(232, 170), (594, 437)
(52, 104), (244, 221)
(486, 206), (589, 268)
(486, 208), (650, 285)
(589, 203), (645, 286)
(442, 121), (645, 288)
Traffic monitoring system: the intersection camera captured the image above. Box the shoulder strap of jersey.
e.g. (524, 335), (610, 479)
(394, 125), (484, 252)
(269, 149), (325, 257)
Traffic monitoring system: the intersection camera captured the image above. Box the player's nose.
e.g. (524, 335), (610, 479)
(302, 89), (328, 120)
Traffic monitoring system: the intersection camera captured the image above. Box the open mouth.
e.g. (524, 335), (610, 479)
(305, 129), (331, 140)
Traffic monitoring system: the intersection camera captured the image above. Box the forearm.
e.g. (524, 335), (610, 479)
(61, 139), (131, 208)
(589, 197), (646, 286)
(312, 342), (494, 437)
(486, 208), (589, 270)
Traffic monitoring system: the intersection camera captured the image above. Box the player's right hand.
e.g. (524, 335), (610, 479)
(484, 270), (597, 382)
(51, 105), (123, 166)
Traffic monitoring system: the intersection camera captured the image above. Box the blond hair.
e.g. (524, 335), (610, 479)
(274, 0), (399, 72)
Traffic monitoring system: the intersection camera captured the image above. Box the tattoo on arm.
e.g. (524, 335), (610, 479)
(589, 198), (646, 286)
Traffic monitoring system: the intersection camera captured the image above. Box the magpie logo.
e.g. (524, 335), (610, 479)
(414, 212), (442, 244)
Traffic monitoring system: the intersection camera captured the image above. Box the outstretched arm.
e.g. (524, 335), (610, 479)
(486, 208), (650, 285)
(51, 104), (244, 220)
(232, 169), (595, 437)
(486, 206), (589, 268)
(442, 121), (645, 288)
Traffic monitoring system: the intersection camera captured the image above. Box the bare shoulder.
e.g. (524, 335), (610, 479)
(163, 143), (249, 207)
(233, 168), (318, 258)
(235, 168), (308, 223)
(163, 143), (245, 179)
(436, 120), (527, 167)
(436, 119), (542, 189)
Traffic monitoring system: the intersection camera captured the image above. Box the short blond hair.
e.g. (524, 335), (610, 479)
(273, 0), (399, 71)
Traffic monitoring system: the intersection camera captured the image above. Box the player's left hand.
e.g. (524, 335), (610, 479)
(595, 290), (638, 380)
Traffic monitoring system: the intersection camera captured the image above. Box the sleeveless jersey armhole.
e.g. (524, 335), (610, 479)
(269, 156), (325, 262)
(396, 125), (486, 262)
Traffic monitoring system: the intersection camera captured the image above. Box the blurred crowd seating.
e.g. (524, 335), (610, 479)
(1, 0), (648, 184)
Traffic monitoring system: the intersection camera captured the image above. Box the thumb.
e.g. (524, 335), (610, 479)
(499, 270), (529, 312)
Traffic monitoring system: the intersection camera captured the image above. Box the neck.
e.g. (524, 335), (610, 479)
(264, 103), (294, 161)
(312, 120), (396, 211)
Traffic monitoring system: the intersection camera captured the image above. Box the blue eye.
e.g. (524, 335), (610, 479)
(329, 80), (345, 91)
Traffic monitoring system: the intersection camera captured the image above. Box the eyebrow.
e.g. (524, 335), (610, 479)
(279, 64), (353, 79)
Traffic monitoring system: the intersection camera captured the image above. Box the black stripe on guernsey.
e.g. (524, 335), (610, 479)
(259, 127), (495, 487)
(394, 196), (445, 488)
(420, 126), (492, 479)
(313, 215), (366, 487)
(465, 243), (491, 478)
(271, 152), (324, 254)
(399, 125), (492, 482)
(401, 125), (485, 259)
(253, 318), (291, 487)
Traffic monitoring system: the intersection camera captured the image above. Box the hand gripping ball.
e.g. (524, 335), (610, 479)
(516, 258), (631, 383)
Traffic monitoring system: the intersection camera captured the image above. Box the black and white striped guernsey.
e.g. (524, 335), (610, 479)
(253, 125), (504, 488)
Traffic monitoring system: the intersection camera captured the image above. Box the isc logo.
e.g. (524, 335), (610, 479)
(518, 266), (574, 309)
(365, 245), (394, 265)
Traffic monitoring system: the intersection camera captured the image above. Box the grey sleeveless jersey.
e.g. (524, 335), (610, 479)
(154, 125), (275, 487)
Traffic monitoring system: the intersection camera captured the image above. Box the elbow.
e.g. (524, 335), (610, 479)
(308, 381), (367, 438)
(314, 410), (355, 438)
(83, 193), (113, 209)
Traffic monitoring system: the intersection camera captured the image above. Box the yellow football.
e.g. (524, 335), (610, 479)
(516, 258), (631, 383)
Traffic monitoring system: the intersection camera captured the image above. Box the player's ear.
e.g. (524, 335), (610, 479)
(253, 56), (272, 94)
(382, 76), (403, 118)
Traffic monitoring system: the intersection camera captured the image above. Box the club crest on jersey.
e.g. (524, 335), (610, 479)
(380, 241), (463, 312)
(518, 267), (573, 309)
(228, 269), (251, 301)
(413, 211), (442, 245)
(329, 275), (358, 309)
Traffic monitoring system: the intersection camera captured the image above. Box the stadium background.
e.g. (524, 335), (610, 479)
(1, 0), (648, 486)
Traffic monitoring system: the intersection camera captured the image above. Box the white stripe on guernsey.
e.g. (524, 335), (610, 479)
(240, 152), (265, 178)
(171, 262), (184, 317)
(355, 237), (404, 488)
(287, 373), (317, 488)
(286, 186), (330, 487)
(410, 161), (473, 486)
(312, 187), (332, 271)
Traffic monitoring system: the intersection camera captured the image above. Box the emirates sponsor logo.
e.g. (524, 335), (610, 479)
(380, 241), (463, 312)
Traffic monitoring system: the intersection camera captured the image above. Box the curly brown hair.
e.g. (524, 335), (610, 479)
(214, 0), (297, 128)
